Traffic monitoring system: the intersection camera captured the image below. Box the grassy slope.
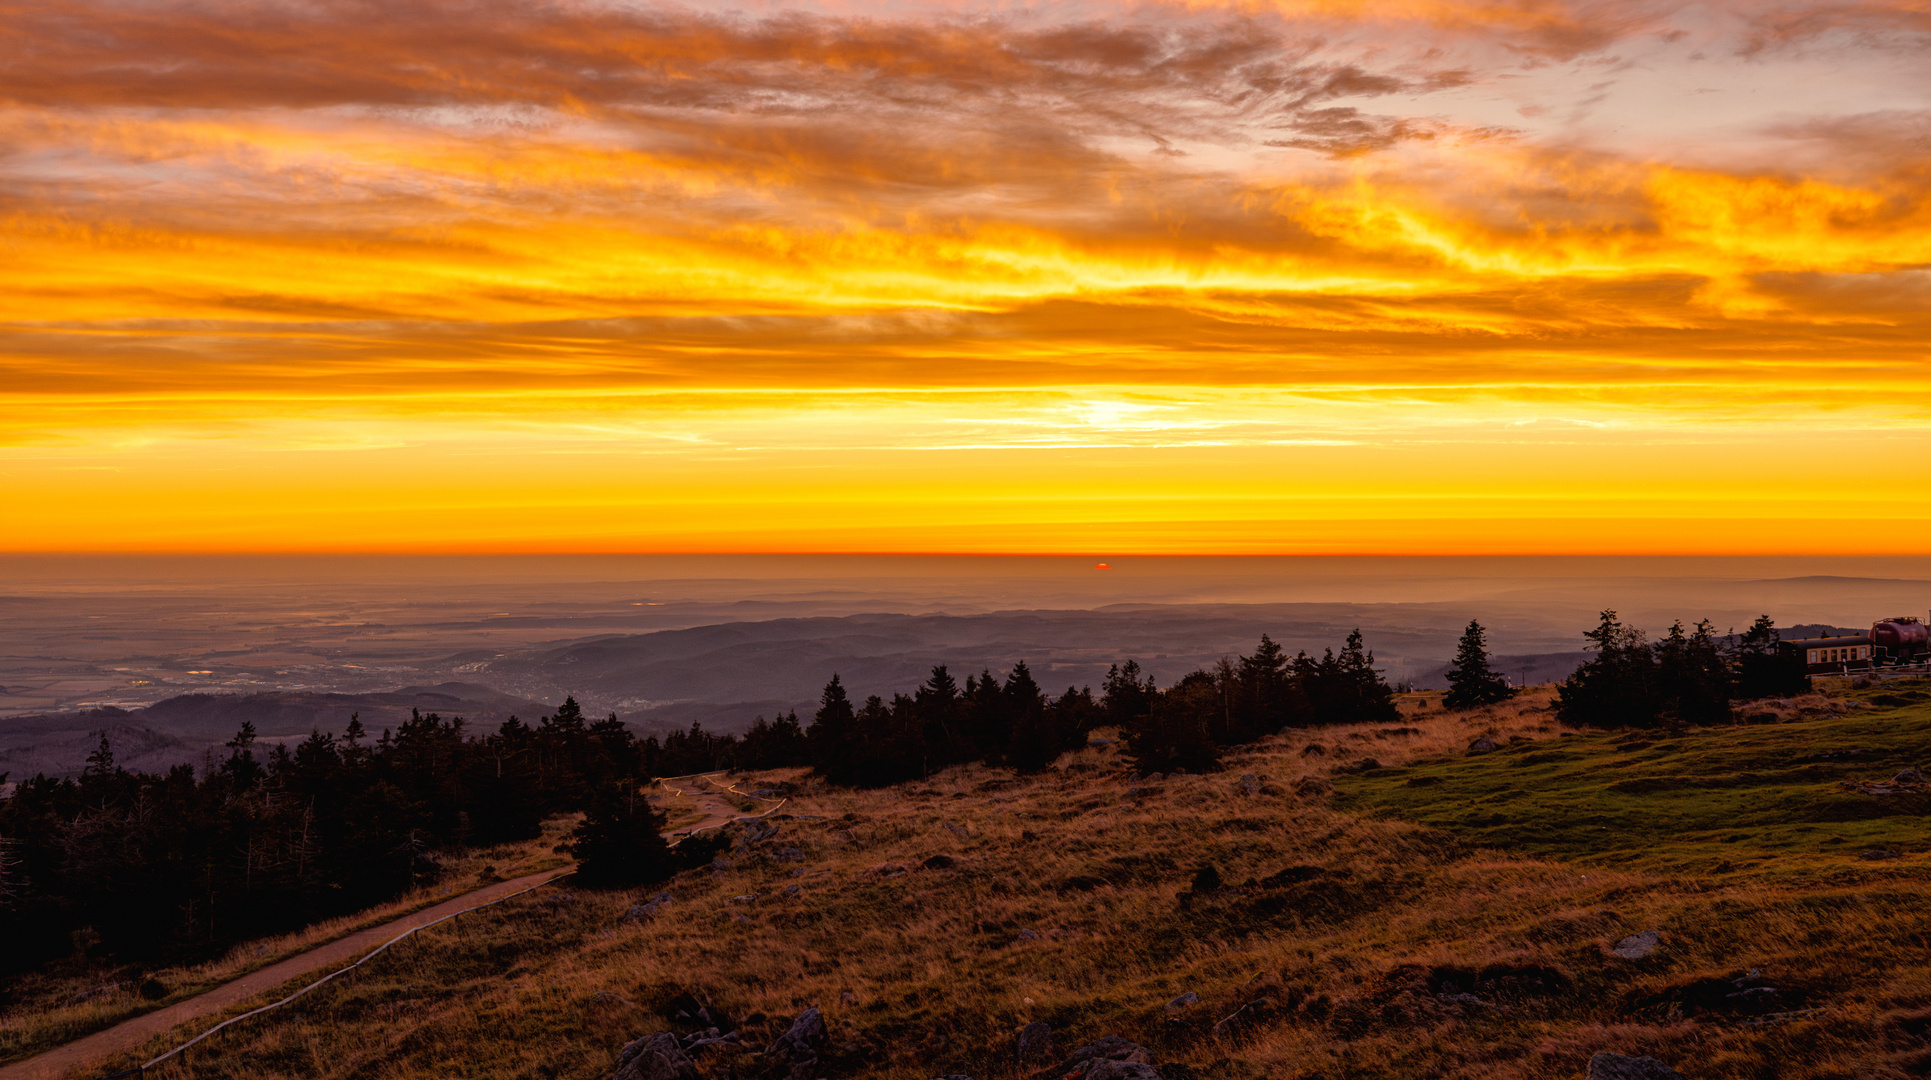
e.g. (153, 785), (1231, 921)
(0, 820), (574, 1066)
(31, 686), (1931, 1080)
(1336, 680), (1931, 878)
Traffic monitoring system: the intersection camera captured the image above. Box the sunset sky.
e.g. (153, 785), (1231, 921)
(4, 0), (1929, 553)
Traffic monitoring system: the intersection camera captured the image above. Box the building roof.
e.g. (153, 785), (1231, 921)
(1780, 635), (1874, 648)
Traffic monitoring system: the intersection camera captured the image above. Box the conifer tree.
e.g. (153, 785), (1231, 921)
(1557, 610), (1659, 728)
(565, 784), (671, 888)
(1003, 661), (1061, 773)
(1443, 619), (1516, 709)
(1125, 670), (1221, 774)
(806, 674), (858, 785)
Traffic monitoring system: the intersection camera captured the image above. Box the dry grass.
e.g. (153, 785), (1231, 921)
(27, 686), (1931, 1080)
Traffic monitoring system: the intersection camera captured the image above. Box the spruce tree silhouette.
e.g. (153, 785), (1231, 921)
(1443, 619), (1516, 709)
(566, 784), (671, 889)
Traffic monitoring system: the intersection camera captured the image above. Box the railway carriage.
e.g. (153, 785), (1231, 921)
(1779, 616), (1931, 677)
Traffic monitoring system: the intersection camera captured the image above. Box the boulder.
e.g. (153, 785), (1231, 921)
(1611, 930), (1661, 960)
(1587, 1052), (1685, 1080)
(1015, 1021), (1052, 1063)
(1164, 992), (1199, 1013)
(943, 822), (972, 840)
(764, 1007), (826, 1065)
(623, 892), (672, 922)
(612, 1032), (698, 1080)
(1049, 1035), (1153, 1078)
(1237, 773), (1261, 796)
(1468, 736), (1500, 754)
(685, 1032), (745, 1055)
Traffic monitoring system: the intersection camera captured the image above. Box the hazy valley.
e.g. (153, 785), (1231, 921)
(0, 556), (1905, 778)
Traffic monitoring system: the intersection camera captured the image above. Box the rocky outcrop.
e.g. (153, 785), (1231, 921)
(763, 1007), (827, 1077)
(1015, 1021), (1052, 1064)
(612, 1033), (698, 1080)
(1049, 1036), (1160, 1079)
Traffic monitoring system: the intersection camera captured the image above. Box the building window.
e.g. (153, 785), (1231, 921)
(1809, 650), (1818, 663)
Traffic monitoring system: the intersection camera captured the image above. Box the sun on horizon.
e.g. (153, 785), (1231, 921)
(5, 0), (1929, 553)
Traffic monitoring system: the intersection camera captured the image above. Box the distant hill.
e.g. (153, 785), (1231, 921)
(0, 683), (556, 779)
(1409, 651), (1593, 691)
(477, 604), (1498, 732)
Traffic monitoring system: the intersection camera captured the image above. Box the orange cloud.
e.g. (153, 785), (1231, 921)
(4, 0), (1931, 551)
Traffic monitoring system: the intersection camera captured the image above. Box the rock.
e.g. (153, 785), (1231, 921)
(777, 847), (806, 862)
(1468, 736), (1500, 754)
(1051, 1035), (1154, 1077)
(1016, 1021), (1052, 1063)
(612, 1032), (699, 1080)
(871, 862), (908, 877)
(922, 854), (957, 870)
(684, 1032), (745, 1055)
(782, 884), (802, 899)
(1144, 772), (1163, 781)
(1241, 971), (1281, 995)
(1586, 1052), (1685, 1080)
(1611, 930), (1661, 960)
(1088, 736), (1115, 748)
(1860, 848), (1901, 860)
(1017, 929), (1039, 942)
(1235, 773), (1260, 796)
(710, 858), (732, 870)
(1164, 992), (1199, 1013)
(942, 822), (972, 840)
(764, 1007), (826, 1065)
(623, 891), (672, 922)
(1210, 997), (1276, 1041)
(1895, 768), (1926, 784)
(841, 990), (859, 1006)
(729, 893), (756, 904)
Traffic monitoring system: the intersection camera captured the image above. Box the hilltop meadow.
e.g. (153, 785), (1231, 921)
(10, 677), (1931, 1079)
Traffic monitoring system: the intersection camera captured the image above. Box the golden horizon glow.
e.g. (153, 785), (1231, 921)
(5, 0), (1930, 553)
